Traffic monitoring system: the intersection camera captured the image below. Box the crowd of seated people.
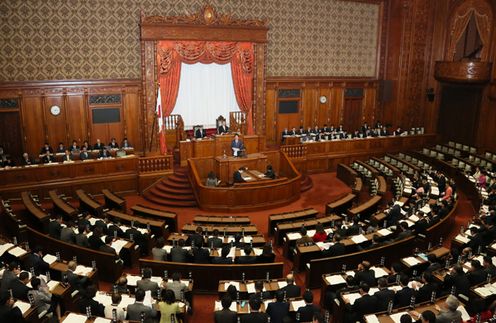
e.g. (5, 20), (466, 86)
(0, 138), (133, 168)
(151, 227), (275, 265)
(281, 122), (424, 143)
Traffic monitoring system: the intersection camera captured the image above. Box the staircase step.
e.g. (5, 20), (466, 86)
(155, 183), (192, 195)
(167, 174), (190, 184)
(160, 179), (191, 189)
(149, 189), (195, 201)
(144, 193), (197, 207)
(300, 176), (313, 192)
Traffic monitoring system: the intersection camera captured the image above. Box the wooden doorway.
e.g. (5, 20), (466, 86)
(0, 111), (23, 163)
(343, 99), (363, 133)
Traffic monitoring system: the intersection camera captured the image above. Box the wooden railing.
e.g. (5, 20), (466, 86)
(230, 111), (246, 134)
(138, 155), (173, 173)
(281, 144), (307, 159)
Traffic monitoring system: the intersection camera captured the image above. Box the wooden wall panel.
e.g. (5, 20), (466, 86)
(66, 95), (87, 144)
(0, 80), (142, 159)
(44, 96), (66, 146)
(265, 78), (379, 145)
(21, 96), (45, 156)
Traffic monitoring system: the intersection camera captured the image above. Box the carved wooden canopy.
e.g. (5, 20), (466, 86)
(140, 5), (269, 43)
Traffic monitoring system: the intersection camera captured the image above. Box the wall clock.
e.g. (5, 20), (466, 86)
(50, 105), (61, 116)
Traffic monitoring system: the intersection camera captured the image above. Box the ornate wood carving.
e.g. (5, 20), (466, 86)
(434, 60), (492, 83)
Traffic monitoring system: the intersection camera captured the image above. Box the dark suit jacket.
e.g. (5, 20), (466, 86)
(443, 273), (470, 297)
(240, 312), (269, 323)
(394, 286), (414, 308)
(237, 256), (257, 264)
(296, 304), (320, 322)
(75, 233), (90, 248)
(415, 282), (438, 303)
(212, 257), (233, 264)
(48, 220), (62, 239)
(207, 237), (223, 249)
(374, 288), (395, 312)
(322, 242), (345, 257)
(218, 125), (229, 134)
(88, 234), (105, 250)
(214, 309), (237, 323)
(280, 284), (301, 298)
(233, 171), (245, 183)
(354, 269), (376, 286)
(99, 244), (117, 255)
(187, 233), (204, 248)
(65, 270), (87, 290)
(79, 151), (90, 160)
(192, 247), (210, 264)
(194, 128), (206, 139)
(467, 268), (487, 286)
(79, 296), (105, 317)
(0, 304), (23, 323)
(352, 294), (378, 316)
(170, 246), (188, 263)
(8, 279), (30, 301)
(24, 253), (50, 276)
(60, 227), (76, 243)
(266, 301), (290, 323)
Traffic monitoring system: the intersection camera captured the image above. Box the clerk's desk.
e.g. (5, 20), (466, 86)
(215, 153), (269, 184)
(179, 134), (265, 166)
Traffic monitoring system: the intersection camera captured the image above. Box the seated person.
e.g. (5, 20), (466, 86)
(281, 128), (290, 142)
(163, 272), (189, 301)
(121, 137), (132, 148)
(104, 293), (126, 321)
(137, 267), (159, 293)
(78, 285), (105, 317)
(212, 245), (233, 264)
(242, 298), (269, 323)
(236, 246), (257, 264)
(194, 126), (206, 139)
(233, 168), (245, 184)
(126, 288), (157, 321)
(82, 140), (92, 151)
(265, 164), (276, 179)
(296, 227), (313, 245)
(56, 142), (65, 153)
(217, 120), (229, 134)
(257, 244), (275, 263)
(279, 274), (301, 298)
(21, 152), (34, 165)
(296, 291), (320, 322)
(69, 140), (79, 152)
(39, 142), (55, 163)
(94, 139), (104, 150)
(109, 137), (119, 149)
(98, 147), (112, 158)
(79, 146), (91, 160)
(231, 134), (244, 156)
(206, 171), (219, 187)
(62, 149), (73, 162)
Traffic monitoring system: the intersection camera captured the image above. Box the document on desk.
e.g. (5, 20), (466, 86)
(291, 299), (306, 310)
(61, 313), (88, 323)
(390, 312), (410, 323)
(43, 254), (58, 265)
(325, 275), (346, 285)
(0, 243), (14, 257)
(403, 257), (422, 266)
(371, 267), (389, 278)
(224, 281), (240, 290)
(350, 234), (368, 244)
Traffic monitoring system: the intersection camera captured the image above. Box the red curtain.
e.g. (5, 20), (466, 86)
(156, 41), (254, 134)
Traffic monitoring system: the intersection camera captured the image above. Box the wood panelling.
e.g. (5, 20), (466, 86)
(266, 78), (378, 145)
(0, 80), (142, 159)
(0, 112), (22, 159)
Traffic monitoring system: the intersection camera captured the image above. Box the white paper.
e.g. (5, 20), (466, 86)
(365, 314), (380, 323)
(343, 293), (361, 305)
(287, 232), (301, 240)
(403, 257), (422, 266)
(408, 215), (420, 222)
(47, 280), (59, 291)
(74, 265), (93, 276)
(377, 229), (392, 237)
(346, 271), (356, 277)
(111, 239), (128, 254)
(390, 312), (410, 323)
(253, 248), (263, 256)
(277, 281), (287, 289)
(420, 205), (431, 214)
(62, 313), (88, 323)
(8, 246), (27, 257)
(243, 236), (252, 243)
(325, 275), (346, 285)
(94, 318), (111, 323)
(13, 301), (31, 315)
(0, 243), (14, 256)
(458, 306), (470, 321)
(371, 266), (389, 278)
(246, 282), (256, 294)
(43, 254), (58, 265)
(350, 234), (368, 244)
(291, 299), (306, 310)
(227, 247), (236, 258)
(455, 234), (470, 244)
(316, 242), (333, 250)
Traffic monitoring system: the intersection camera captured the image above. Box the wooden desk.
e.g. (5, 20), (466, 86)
(215, 153), (268, 184)
(139, 258), (284, 292)
(49, 190), (79, 219)
(326, 193), (356, 215)
(21, 191), (50, 231)
(76, 189), (104, 216)
(193, 215), (251, 225)
(0, 156), (139, 199)
(182, 224), (258, 236)
(130, 204), (177, 232)
(179, 135), (265, 166)
(348, 195), (382, 217)
(106, 210), (167, 239)
(275, 215), (340, 246)
(166, 232), (267, 247)
(102, 189), (126, 211)
(268, 208), (318, 235)
(337, 163), (358, 187)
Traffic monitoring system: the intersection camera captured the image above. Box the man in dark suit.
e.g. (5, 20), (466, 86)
(39, 142), (55, 163)
(187, 226), (205, 248)
(62, 149), (73, 162)
(236, 246), (257, 264)
(21, 152), (34, 165)
(217, 120), (229, 135)
(79, 146), (90, 160)
(211, 245), (233, 264)
(60, 220), (76, 243)
(266, 290), (289, 323)
(281, 128), (290, 143)
(191, 241), (210, 264)
(0, 262), (19, 294)
(443, 265), (471, 297)
(65, 260), (88, 291)
(395, 221), (413, 241)
(387, 203), (402, 225)
(109, 138), (119, 149)
(346, 282), (378, 323)
(23, 246), (50, 276)
(48, 215), (63, 239)
(374, 277), (395, 312)
(194, 126), (206, 139)
(394, 274), (414, 308)
(8, 271), (30, 301)
(249, 280), (272, 302)
(99, 236), (117, 255)
(75, 224), (90, 248)
(280, 274), (301, 298)
(353, 261), (376, 287)
(241, 298), (268, 323)
(296, 291), (320, 322)
(233, 169), (245, 183)
(483, 256), (496, 277)
(467, 259), (487, 286)
(88, 227), (105, 250)
(170, 239), (189, 263)
(214, 295), (236, 323)
(93, 139), (104, 151)
(414, 272), (438, 303)
(207, 229), (223, 249)
(0, 292), (23, 323)
(78, 285), (105, 317)
(231, 134), (244, 156)
(322, 234), (346, 257)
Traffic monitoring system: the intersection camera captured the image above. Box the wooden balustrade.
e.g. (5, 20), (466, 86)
(138, 155), (173, 173)
(281, 144), (307, 159)
(230, 111), (247, 134)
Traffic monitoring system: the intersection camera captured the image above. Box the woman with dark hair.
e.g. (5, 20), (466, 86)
(158, 289), (182, 323)
(206, 171), (219, 187)
(265, 164), (276, 179)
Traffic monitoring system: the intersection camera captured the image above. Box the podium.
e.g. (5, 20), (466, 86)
(215, 153), (268, 184)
